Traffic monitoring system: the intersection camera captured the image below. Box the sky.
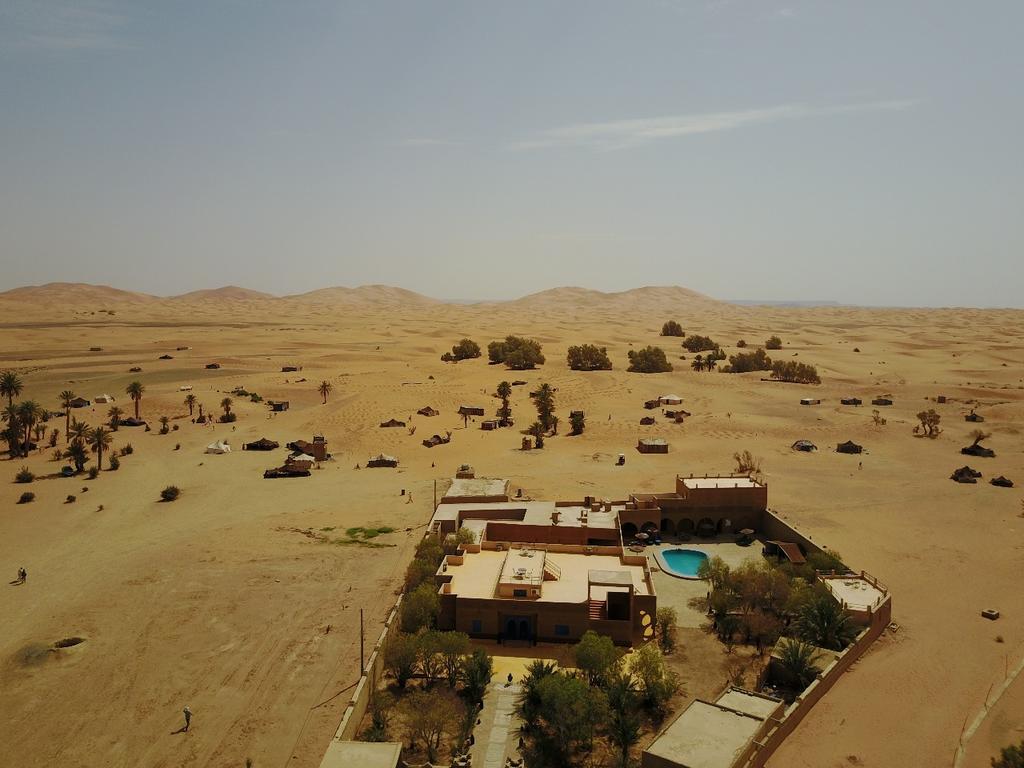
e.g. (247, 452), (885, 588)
(0, 1), (1021, 307)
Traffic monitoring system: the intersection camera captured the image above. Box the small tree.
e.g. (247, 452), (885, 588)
(991, 740), (1024, 768)
(362, 690), (395, 742)
(401, 582), (440, 633)
(915, 409), (942, 438)
(437, 631), (470, 688)
(765, 335), (783, 350)
(531, 383), (556, 430)
(496, 380), (512, 424)
(488, 336), (545, 369)
(773, 638), (823, 692)
(661, 320), (684, 337)
(682, 335), (717, 353)
(569, 410), (586, 436)
(733, 449), (763, 476)
(605, 672), (642, 767)
(566, 344), (613, 371)
(401, 690), (461, 763)
(108, 405), (123, 430)
(159, 416), (171, 435)
(797, 596), (857, 651)
(451, 338), (481, 360)
(318, 380), (333, 404)
(460, 648), (493, 704)
(63, 438), (89, 472)
(126, 381), (145, 419)
(656, 607), (678, 653)
(88, 426), (113, 470)
(723, 348), (773, 373)
(691, 355), (705, 372)
(736, 339), (747, 347)
(573, 630), (622, 688)
(628, 643), (679, 717)
(627, 346), (673, 373)
(527, 421), (545, 449)
(415, 629), (444, 681)
(383, 631), (419, 688)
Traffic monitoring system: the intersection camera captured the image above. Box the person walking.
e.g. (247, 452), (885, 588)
(183, 706), (192, 732)
(18, 567), (26, 583)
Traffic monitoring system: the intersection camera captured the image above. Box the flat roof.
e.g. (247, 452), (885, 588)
(443, 477), (510, 499)
(444, 549), (651, 603)
(645, 700), (765, 768)
(822, 575), (887, 611)
(431, 500), (621, 531)
(717, 688), (783, 720)
(682, 476), (761, 489)
(500, 548), (546, 584)
(319, 740), (401, 768)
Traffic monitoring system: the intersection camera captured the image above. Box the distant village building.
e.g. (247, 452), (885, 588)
(94, 394), (115, 404)
(637, 437), (669, 454)
(458, 405), (486, 417)
(267, 400), (289, 412)
(68, 397), (91, 408)
(840, 397), (863, 406)
(243, 437), (279, 451)
(287, 436), (329, 461)
(659, 394), (683, 406)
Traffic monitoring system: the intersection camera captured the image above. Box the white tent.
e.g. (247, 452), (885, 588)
(179, 385), (193, 391)
(206, 440), (231, 454)
(94, 394), (115, 404)
(659, 394), (683, 405)
(289, 453), (318, 464)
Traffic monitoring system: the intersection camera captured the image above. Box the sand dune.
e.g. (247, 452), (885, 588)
(0, 285), (1022, 768)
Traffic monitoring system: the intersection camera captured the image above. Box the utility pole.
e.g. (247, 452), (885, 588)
(359, 608), (365, 674)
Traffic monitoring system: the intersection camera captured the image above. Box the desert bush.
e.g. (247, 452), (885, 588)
(219, 412), (237, 423)
(120, 443), (134, 456)
(770, 360), (820, 384)
(736, 339), (747, 348)
(723, 348), (773, 373)
(440, 352), (454, 362)
(18, 491), (35, 504)
(160, 485), (181, 502)
(108, 455), (120, 471)
(566, 344), (612, 371)
(15, 466), (34, 483)
(627, 346), (673, 373)
(681, 334), (717, 353)
(51, 449), (63, 462)
(569, 411), (586, 435)
(733, 450), (763, 476)
(173, 423), (180, 430)
(488, 336), (545, 369)
(451, 338), (481, 360)
(765, 335), (783, 350)
(87, 467), (99, 479)
(661, 320), (684, 337)
(66, 494), (76, 503)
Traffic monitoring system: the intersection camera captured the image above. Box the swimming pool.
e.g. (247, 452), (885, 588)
(659, 548), (709, 579)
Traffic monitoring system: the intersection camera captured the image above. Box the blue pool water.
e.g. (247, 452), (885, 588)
(661, 548), (709, 578)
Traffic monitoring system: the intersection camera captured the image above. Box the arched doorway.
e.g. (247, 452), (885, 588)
(717, 518), (733, 534)
(519, 619), (530, 641)
(660, 518), (676, 535)
(678, 519), (695, 534)
(621, 522), (638, 539)
(696, 517), (716, 537)
(641, 521), (659, 534)
(506, 618), (518, 639)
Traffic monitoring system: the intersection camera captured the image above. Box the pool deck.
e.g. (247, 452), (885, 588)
(648, 538), (765, 628)
(652, 547), (708, 580)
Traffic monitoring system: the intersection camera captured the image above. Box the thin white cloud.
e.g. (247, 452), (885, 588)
(511, 99), (919, 151)
(1, 0), (132, 52)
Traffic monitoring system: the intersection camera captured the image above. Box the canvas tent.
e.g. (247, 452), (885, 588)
(94, 394), (115, 404)
(244, 437), (279, 451)
(417, 406), (439, 417)
(836, 440), (863, 454)
(659, 394), (683, 405)
(792, 440), (817, 452)
(367, 454), (399, 468)
(206, 440), (232, 454)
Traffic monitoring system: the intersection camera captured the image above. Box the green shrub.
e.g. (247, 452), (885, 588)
(770, 360), (820, 384)
(681, 335), (717, 353)
(219, 412), (237, 423)
(661, 320), (684, 337)
(15, 466), (34, 483)
(108, 455), (120, 471)
(18, 491), (35, 504)
(66, 494), (76, 503)
(765, 335), (783, 350)
(451, 338), (481, 360)
(627, 346), (673, 373)
(120, 444), (134, 456)
(160, 485), (181, 502)
(566, 344), (613, 371)
(87, 467), (99, 479)
(487, 336), (545, 369)
(723, 348), (773, 373)
(736, 339), (747, 348)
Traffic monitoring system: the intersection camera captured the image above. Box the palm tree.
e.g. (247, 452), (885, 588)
(108, 405), (124, 430)
(63, 438), (89, 472)
(531, 383), (555, 431)
(528, 421), (546, 449)
(691, 354), (705, 372)
(159, 415), (170, 434)
(88, 426), (113, 470)
(318, 380), (333, 404)
(68, 418), (90, 443)
(16, 400), (44, 456)
(125, 381), (145, 419)
(706, 354), (718, 372)
(514, 659), (558, 726)
(605, 672), (642, 768)
(797, 596), (857, 651)
(220, 397), (233, 417)
(0, 370), (23, 406)
(496, 381), (512, 425)
(774, 638), (823, 691)
(59, 390), (77, 441)
(184, 393), (197, 416)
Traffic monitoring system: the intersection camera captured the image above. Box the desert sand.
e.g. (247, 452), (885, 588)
(1, 283), (1022, 768)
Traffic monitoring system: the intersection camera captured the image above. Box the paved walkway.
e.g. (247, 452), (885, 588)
(470, 680), (522, 768)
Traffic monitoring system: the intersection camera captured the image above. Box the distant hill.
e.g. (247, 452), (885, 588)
(499, 285), (722, 312)
(0, 282), (158, 305)
(285, 285), (441, 307)
(173, 286), (276, 302)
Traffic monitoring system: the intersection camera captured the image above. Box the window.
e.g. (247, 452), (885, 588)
(513, 588), (528, 598)
(554, 624), (570, 637)
(471, 619), (482, 633)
